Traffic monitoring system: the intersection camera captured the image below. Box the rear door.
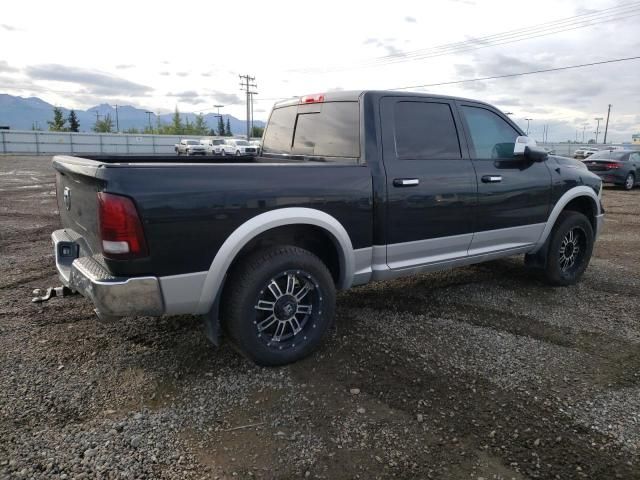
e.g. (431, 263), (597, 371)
(457, 102), (551, 255)
(380, 96), (476, 269)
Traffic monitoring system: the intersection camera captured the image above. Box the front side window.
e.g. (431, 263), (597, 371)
(393, 101), (461, 159)
(461, 106), (519, 159)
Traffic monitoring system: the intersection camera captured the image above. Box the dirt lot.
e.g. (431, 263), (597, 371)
(1, 155), (639, 479)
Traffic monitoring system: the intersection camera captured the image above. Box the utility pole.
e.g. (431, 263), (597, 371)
(213, 105), (224, 136)
(145, 111), (153, 132)
(603, 104), (612, 144)
(113, 104), (120, 132)
(250, 93), (255, 138)
(582, 124), (589, 143)
(525, 118), (533, 135)
(594, 117), (603, 144)
(239, 74), (257, 139)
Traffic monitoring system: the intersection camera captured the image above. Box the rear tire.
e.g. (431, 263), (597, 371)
(542, 211), (594, 286)
(222, 246), (336, 366)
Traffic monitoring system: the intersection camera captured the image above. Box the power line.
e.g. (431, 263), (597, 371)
(297, 2), (640, 73)
(369, 5), (640, 66)
(389, 55), (640, 91)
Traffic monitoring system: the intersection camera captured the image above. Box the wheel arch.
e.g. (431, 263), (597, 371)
(531, 186), (600, 253)
(196, 208), (355, 314)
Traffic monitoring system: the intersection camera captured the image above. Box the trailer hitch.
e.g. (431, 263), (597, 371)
(32, 286), (75, 303)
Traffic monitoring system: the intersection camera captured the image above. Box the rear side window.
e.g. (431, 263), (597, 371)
(263, 102), (359, 159)
(393, 102), (461, 159)
(461, 106), (519, 159)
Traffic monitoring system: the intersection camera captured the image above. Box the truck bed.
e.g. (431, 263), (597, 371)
(52, 154), (373, 278)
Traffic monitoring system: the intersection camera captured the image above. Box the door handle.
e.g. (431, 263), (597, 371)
(393, 178), (420, 187)
(481, 175), (502, 183)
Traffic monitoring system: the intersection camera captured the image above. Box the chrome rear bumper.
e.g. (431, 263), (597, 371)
(53, 229), (164, 318)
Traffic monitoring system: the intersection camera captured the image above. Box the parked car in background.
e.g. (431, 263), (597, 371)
(175, 139), (207, 156)
(583, 150), (640, 190)
(200, 138), (227, 155)
(574, 147), (598, 159)
(220, 139), (258, 156)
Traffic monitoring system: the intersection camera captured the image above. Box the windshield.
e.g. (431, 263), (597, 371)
(185, 140), (199, 145)
(589, 151), (628, 160)
(235, 140), (249, 146)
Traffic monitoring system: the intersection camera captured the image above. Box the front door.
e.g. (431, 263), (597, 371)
(456, 102), (552, 255)
(380, 97), (477, 269)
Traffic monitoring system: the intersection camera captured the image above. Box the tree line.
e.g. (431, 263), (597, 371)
(44, 107), (81, 132)
(43, 106), (264, 137)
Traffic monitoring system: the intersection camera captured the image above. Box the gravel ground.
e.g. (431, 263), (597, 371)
(1, 155), (639, 479)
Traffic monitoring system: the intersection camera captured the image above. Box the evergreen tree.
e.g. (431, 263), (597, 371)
(225, 118), (232, 136)
(47, 107), (66, 131)
(67, 110), (80, 132)
(171, 107), (183, 135)
(93, 114), (114, 133)
(217, 116), (225, 136)
(250, 126), (264, 138)
(192, 114), (209, 136)
(184, 117), (193, 135)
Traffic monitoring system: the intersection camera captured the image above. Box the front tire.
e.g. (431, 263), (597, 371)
(222, 246), (336, 366)
(623, 172), (635, 191)
(543, 211), (594, 286)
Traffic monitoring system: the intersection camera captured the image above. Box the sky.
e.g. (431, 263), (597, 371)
(1, 0), (639, 142)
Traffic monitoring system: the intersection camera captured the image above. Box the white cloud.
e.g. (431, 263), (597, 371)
(0, 0), (637, 140)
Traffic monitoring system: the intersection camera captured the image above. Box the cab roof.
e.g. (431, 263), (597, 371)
(272, 90), (496, 109)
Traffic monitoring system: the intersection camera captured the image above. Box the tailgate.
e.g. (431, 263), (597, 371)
(53, 156), (106, 257)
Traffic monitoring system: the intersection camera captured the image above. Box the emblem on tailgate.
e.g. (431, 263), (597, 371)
(63, 187), (71, 211)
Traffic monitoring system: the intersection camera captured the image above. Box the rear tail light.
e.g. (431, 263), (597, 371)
(97, 192), (149, 259)
(605, 162), (621, 169)
(300, 93), (325, 104)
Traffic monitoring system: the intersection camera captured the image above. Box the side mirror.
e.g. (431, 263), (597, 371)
(524, 145), (549, 162)
(513, 135), (537, 155)
(513, 135), (548, 162)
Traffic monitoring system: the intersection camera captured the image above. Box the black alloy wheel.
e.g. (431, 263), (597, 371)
(222, 246), (336, 365)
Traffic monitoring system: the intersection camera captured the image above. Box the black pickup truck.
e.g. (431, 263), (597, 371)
(50, 90), (604, 365)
